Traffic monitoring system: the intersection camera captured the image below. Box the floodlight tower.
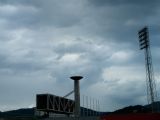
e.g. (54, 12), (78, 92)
(70, 76), (83, 118)
(138, 26), (157, 112)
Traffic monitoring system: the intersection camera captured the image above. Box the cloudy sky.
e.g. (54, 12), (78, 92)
(0, 0), (160, 112)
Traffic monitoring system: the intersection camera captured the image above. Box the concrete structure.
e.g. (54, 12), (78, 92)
(70, 76), (83, 118)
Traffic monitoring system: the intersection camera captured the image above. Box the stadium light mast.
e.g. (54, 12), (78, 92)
(138, 26), (157, 112)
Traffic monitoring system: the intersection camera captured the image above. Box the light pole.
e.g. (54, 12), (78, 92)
(138, 26), (157, 112)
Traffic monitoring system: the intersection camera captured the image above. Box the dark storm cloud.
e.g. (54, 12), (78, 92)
(88, 0), (159, 6)
(0, 7), (37, 30)
(86, 0), (160, 45)
(0, 0), (85, 30)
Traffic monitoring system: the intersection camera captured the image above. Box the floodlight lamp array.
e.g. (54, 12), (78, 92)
(138, 27), (149, 50)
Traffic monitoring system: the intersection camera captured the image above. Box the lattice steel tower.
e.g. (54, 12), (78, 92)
(138, 26), (157, 112)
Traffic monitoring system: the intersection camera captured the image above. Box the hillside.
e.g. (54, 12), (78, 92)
(112, 101), (160, 114)
(0, 108), (34, 117)
(0, 102), (159, 117)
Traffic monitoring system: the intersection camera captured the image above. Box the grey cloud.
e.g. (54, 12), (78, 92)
(88, 0), (160, 6)
(84, 0), (160, 46)
(0, 0), (85, 29)
(102, 80), (147, 111)
(0, 70), (57, 111)
(36, 1), (85, 28)
(0, 0), (160, 111)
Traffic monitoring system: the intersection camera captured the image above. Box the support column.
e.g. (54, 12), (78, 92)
(70, 76), (83, 118)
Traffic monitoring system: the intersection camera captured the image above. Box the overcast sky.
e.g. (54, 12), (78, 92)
(0, 0), (160, 112)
